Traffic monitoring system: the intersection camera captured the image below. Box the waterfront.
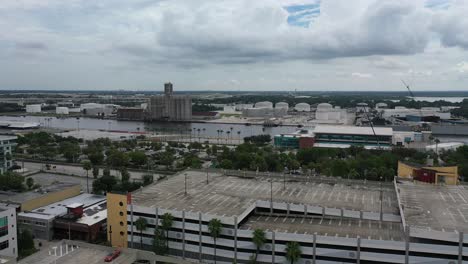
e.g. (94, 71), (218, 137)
(0, 115), (302, 137)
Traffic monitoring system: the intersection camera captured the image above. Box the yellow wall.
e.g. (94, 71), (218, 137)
(107, 192), (128, 248)
(397, 161), (415, 179)
(398, 161), (459, 185)
(21, 185), (81, 211)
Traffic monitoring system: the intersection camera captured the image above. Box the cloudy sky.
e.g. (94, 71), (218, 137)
(1, 0), (468, 91)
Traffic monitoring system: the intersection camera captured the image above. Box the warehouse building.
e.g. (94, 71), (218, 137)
(116, 107), (145, 121)
(274, 126), (393, 149)
(313, 125), (393, 148)
(147, 83), (192, 121)
(18, 193), (107, 241)
(25, 104), (41, 113)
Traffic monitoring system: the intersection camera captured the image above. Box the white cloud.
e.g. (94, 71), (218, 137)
(457, 62), (468, 73)
(0, 0), (468, 90)
(351, 72), (373, 78)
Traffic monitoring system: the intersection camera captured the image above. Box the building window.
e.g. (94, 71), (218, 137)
(0, 240), (8, 250)
(119, 202), (124, 206)
(0, 217), (8, 237)
(119, 212), (124, 216)
(120, 231), (124, 236)
(120, 221), (124, 226)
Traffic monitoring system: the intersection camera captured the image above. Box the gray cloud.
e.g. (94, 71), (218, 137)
(15, 41), (48, 50)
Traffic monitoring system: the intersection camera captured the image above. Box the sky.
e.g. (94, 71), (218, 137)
(1, 0), (468, 91)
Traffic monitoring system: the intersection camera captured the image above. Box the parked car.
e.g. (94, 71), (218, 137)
(104, 249), (121, 262)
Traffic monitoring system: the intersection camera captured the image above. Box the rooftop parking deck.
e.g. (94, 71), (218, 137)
(132, 170), (399, 218)
(240, 214), (405, 241)
(398, 181), (468, 233)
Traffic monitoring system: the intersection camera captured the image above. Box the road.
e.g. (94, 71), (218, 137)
(21, 161), (161, 181)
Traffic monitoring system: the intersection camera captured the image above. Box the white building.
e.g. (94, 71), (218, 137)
(25, 104), (41, 113)
(80, 103), (116, 117)
(242, 101), (286, 118)
(56, 107), (69, 115)
(356, 103), (370, 113)
(0, 136), (16, 174)
(314, 103), (348, 123)
(382, 107), (451, 120)
(0, 206), (17, 258)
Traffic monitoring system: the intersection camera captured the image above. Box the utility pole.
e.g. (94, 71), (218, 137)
(206, 167), (209, 184)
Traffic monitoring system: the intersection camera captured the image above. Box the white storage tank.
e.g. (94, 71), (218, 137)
(275, 102), (289, 110)
(317, 103), (333, 111)
(255, 101), (273, 109)
(56, 107), (69, 115)
(375, 102), (388, 109)
(26, 104), (41, 113)
(295, 103), (311, 112)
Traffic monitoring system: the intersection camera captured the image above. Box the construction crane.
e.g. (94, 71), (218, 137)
(401, 79), (427, 131)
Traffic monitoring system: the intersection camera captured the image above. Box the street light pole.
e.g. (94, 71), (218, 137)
(206, 167), (209, 184)
(185, 172), (187, 195)
(380, 176), (383, 221)
(269, 172), (273, 206)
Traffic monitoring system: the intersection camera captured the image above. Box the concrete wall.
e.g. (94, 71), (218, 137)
(21, 185), (81, 211)
(107, 192), (129, 248)
(397, 162), (414, 179)
(0, 207), (17, 258)
(398, 161), (459, 185)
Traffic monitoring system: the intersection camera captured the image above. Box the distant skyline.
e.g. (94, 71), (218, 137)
(1, 0), (468, 91)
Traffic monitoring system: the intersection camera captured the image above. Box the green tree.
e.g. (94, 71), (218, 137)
(129, 151), (148, 167)
(82, 160), (92, 193)
(92, 175), (117, 194)
(25, 177), (34, 190)
(208, 218), (222, 264)
(135, 217), (148, 249)
(92, 166), (100, 179)
(18, 229), (36, 258)
(251, 228), (266, 263)
(153, 229), (167, 255)
(161, 213), (174, 251)
(285, 241), (302, 264)
(160, 152), (174, 169)
(103, 167), (111, 177)
(88, 151), (104, 165)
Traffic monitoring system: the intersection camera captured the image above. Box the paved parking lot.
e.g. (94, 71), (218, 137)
(19, 241), (136, 264)
(132, 170), (398, 216)
(240, 215), (405, 241)
(398, 181), (468, 233)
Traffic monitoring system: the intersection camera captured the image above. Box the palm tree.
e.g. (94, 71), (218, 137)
(434, 138), (441, 154)
(285, 241), (302, 264)
(226, 131), (231, 144)
(82, 161), (92, 193)
(251, 228), (266, 263)
(208, 218), (222, 264)
(135, 217), (148, 249)
(161, 213), (174, 251)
